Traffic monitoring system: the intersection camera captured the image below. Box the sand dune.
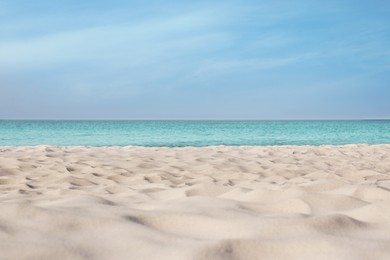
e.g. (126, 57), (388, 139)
(1, 145), (390, 259)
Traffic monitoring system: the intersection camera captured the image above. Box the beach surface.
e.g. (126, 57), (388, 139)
(1, 145), (390, 260)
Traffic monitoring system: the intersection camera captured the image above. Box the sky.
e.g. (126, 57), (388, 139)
(0, 0), (389, 119)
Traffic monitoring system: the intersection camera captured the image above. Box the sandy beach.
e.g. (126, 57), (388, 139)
(1, 144), (390, 260)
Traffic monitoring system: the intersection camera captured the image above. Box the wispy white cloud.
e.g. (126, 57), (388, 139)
(0, 9), (227, 66)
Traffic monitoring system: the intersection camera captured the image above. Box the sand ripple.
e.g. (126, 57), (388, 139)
(1, 145), (390, 259)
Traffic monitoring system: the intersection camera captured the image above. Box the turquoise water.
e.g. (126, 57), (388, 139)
(0, 120), (389, 146)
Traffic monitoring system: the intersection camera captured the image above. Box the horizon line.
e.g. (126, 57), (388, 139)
(1, 118), (390, 121)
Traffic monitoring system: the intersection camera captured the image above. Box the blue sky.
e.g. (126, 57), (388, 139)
(1, 0), (389, 119)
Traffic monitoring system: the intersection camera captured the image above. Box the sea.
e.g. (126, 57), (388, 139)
(0, 120), (389, 147)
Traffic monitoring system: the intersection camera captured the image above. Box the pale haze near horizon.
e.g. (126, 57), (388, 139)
(0, 0), (389, 120)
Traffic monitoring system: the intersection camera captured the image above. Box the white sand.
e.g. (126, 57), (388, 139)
(1, 145), (390, 260)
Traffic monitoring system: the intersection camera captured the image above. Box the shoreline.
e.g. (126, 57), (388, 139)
(2, 143), (390, 148)
(1, 145), (390, 259)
